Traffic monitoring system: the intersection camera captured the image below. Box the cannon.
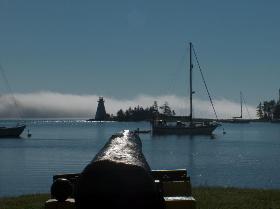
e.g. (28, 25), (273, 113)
(46, 130), (195, 209)
(75, 130), (164, 209)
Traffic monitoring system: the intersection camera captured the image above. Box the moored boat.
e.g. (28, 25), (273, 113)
(152, 42), (221, 135)
(223, 92), (251, 123)
(152, 120), (220, 135)
(0, 64), (27, 137)
(0, 124), (26, 138)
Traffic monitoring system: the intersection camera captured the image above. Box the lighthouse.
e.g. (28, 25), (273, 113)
(95, 97), (107, 121)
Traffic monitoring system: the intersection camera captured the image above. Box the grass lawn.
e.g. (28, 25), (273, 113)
(193, 187), (280, 209)
(0, 194), (49, 209)
(1, 187), (280, 209)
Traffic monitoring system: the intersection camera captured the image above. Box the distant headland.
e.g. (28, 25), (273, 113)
(87, 97), (182, 122)
(88, 93), (280, 123)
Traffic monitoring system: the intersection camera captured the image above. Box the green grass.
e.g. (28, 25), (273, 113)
(0, 194), (49, 209)
(193, 187), (280, 209)
(1, 187), (280, 209)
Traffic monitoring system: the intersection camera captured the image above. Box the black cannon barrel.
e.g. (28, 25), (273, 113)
(75, 130), (164, 209)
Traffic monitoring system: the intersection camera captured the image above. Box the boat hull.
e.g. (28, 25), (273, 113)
(0, 125), (26, 138)
(271, 119), (280, 123)
(152, 124), (220, 135)
(222, 119), (250, 123)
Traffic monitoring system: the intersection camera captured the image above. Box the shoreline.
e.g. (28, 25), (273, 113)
(1, 187), (280, 209)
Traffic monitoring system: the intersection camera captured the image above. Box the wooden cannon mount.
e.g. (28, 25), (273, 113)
(45, 130), (196, 209)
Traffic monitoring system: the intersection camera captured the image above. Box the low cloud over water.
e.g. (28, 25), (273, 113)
(0, 91), (256, 119)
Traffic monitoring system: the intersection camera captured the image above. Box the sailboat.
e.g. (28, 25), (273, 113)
(225, 92), (251, 123)
(152, 42), (221, 135)
(0, 124), (26, 138)
(0, 65), (26, 138)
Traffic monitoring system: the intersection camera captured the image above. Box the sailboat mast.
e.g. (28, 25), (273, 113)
(189, 42), (193, 124)
(240, 91), (243, 118)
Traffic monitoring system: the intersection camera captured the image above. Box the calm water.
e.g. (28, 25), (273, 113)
(0, 120), (280, 197)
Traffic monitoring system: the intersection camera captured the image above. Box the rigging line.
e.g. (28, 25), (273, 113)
(0, 64), (23, 119)
(241, 93), (252, 119)
(191, 44), (219, 121)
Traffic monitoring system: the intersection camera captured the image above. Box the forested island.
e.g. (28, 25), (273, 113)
(113, 101), (176, 121)
(90, 97), (190, 122)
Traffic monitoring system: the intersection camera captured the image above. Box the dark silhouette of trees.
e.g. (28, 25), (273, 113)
(116, 109), (125, 120)
(256, 99), (280, 120)
(273, 103), (280, 119)
(160, 102), (174, 116)
(256, 102), (263, 119)
(152, 101), (159, 113)
(114, 101), (176, 121)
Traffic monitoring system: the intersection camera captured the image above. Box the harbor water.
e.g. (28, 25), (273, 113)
(0, 120), (280, 197)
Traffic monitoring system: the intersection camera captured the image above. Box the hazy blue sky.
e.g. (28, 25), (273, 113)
(0, 0), (280, 117)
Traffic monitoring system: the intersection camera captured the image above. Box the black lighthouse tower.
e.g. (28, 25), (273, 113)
(95, 97), (107, 121)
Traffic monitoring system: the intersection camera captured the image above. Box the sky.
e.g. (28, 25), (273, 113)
(0, 0), (279, 118)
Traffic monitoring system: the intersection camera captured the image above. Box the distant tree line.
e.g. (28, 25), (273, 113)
(114, 101), (176, 121)
(257, 100), (280, 120)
